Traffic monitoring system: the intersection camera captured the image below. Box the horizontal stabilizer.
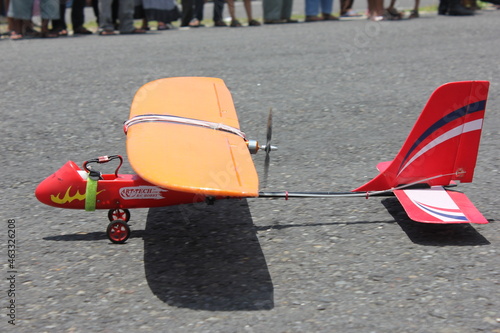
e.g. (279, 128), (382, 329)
(394, 186), (488, 224)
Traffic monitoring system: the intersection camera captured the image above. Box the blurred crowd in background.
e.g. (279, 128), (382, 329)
(1, 0), (499, 40)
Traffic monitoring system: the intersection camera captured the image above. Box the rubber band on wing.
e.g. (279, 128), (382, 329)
(123, 114), (247, 139)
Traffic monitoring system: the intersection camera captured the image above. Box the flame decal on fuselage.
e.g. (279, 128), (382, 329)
(50, 186), (104, 204)
(51, 186), (86, 204)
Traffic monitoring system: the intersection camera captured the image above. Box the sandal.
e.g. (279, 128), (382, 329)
(409, 10), (419, 18)
(248, 19), (261, 26)
(41, 31), (59, 38)
(189, 18), (200, 27)
(230, 19), (242, 27)
(214, 20), (227, 27)
(384, 7), (403, 20)
(9, 31), (23, 40)
(99, 30), (116, 36)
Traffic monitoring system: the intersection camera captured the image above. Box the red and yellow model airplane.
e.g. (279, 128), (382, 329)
(35, 77), (490, 243)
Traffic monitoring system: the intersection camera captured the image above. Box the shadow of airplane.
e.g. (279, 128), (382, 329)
(382, 197), (491, 246)
(143, 199), (274, 311)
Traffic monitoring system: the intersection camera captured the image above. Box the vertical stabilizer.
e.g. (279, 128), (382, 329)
(354, 81), (489, 192)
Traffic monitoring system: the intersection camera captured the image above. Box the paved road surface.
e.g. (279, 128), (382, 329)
(1, 7), (500, 333)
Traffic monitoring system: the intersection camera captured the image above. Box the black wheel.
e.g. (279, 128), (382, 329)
(108, 208), (131, 222)
(106, 219), (130, 244)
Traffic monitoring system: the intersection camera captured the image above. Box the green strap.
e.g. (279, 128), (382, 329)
(85, 178), (98, 211)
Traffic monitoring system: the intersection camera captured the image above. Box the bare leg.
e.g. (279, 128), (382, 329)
(244, 0), (253, 20)
(227, 0), (236, 20)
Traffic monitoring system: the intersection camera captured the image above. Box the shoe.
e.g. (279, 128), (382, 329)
(214, 20), (227, 27)
(322, 13), (339, 20)
(448, 5), (474, 15)
(74, 26), (92, 35)
(248, 19), (261, 26)
(264, 19), (286, 24)
(285, 19), (299, 23)
(305, 15), (323, 22)
(120, 28), (146, 34)
(230, 19), (242, 27)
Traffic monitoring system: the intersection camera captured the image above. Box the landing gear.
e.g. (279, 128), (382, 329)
(107, 208), (131, 244)
(108, 208), (130, 222)
(106, 219), (130, 244)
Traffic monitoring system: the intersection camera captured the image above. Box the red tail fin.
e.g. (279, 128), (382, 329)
(354, 81), (489, 192)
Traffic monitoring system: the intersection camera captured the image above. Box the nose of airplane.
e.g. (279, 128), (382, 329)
(35, 161), (87, 208)
(35, 173), (58, 206)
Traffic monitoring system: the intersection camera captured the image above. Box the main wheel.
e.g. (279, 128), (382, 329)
(106, 219), (130, 244)
(108, 208), (131, 222)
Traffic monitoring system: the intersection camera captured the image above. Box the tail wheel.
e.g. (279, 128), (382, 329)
(108, 208), (130, 222)
(107, 219), (130, 244)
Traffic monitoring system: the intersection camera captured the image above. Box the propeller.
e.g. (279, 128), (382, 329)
(260, 109), (276, 187)
(246, 109), (277, 187)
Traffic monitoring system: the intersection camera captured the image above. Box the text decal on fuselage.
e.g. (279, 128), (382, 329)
(119, 186), (168, 200)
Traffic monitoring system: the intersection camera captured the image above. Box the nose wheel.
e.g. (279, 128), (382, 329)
(108, 208), (130, 222)
(107, 209), (131, 244)
(107, 219), (130, 244)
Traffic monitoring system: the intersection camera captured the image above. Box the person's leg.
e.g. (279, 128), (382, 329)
(227, 0), (236, 20)
(71, 0), (86, 29)
(263, 0), (282, 21)
(281, 0), (294, 20)
(194, 0), (204, 20)
(92, 0), (98, 20)
(181, 0), (193, 26)
(117, 0), (135, 32)
(320, 0), (333, 15)
(51, 0), (67, 33)
(40, 0), (60, 35)
(305, 0), (319, 17)
(212, 0), (225, 23)
(98, 0), (114, 31)
(243, 0), (254, 21)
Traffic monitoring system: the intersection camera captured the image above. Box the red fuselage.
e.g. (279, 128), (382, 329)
(35, 161), (210, 210)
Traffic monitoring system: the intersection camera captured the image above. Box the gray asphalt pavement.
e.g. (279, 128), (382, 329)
(2, 6), (500, 333)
